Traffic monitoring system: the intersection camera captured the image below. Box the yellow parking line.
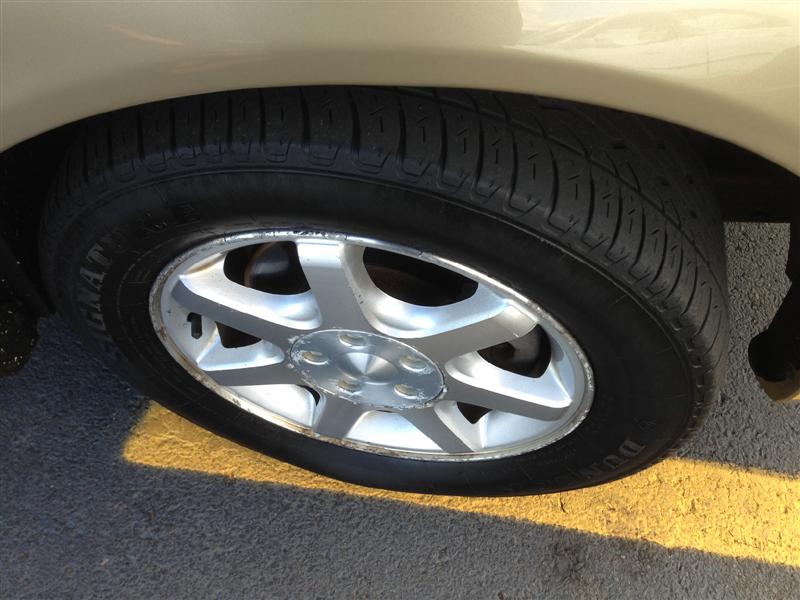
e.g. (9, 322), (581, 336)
(124, 403), (800, 568)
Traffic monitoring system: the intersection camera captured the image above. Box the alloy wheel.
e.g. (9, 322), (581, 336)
(150, 231), (594, 461)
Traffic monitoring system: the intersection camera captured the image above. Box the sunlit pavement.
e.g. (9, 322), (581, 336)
(2, 223), (798, 598)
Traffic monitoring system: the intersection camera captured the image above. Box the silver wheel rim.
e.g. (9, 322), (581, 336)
(149, 231), (594, 461)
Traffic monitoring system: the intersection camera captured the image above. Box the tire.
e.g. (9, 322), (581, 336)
(41, 87), (728, 495)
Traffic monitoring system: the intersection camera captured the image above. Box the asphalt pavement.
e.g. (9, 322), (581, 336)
(1, 222), (798, 599)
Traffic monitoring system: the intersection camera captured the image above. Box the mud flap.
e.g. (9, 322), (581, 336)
(0, 301), (37, 376)
(748, 212), (800, 402)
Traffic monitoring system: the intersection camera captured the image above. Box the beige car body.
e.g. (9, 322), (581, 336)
(1, 1), (798, 175)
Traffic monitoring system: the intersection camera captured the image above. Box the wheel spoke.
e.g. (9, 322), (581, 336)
(400, 403), (481, 453)
(295, 239), (374, 331)
(445, 353), (572, 421)
(171, 254), (320, 345)
(402, 286), (537, 364)
(312, 394), (368, 438)
(195, 331), (301, 386)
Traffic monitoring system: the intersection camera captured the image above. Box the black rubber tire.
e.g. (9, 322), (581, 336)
(41, 87), (728, 495)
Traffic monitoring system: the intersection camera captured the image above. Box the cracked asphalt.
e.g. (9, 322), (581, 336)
(1, 223), (798, 599)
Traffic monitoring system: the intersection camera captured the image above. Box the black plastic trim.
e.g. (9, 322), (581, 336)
(0, 234), (50, 316)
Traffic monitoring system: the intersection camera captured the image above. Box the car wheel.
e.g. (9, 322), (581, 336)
(41, 87), (728, 495)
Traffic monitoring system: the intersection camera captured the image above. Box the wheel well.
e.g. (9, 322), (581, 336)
(687, 130), (799, 222)
(1, 88), (798, 310)
(0, 121), (73, 314)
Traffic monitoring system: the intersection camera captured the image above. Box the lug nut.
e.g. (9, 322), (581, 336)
(394, 383), (420, 399)
(339, 333), (366, 348)
(399, 355), (427, 373)
(298, 350), (328, 365)
(338, 378), (362, 393)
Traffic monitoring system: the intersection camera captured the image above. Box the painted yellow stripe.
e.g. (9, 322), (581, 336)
(124, 404), (800, 568)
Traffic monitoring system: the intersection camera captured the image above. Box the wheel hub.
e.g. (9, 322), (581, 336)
(290, 329), (444, 410)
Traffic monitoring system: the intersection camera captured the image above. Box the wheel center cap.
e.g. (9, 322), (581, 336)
(290, 329), (444, 409)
